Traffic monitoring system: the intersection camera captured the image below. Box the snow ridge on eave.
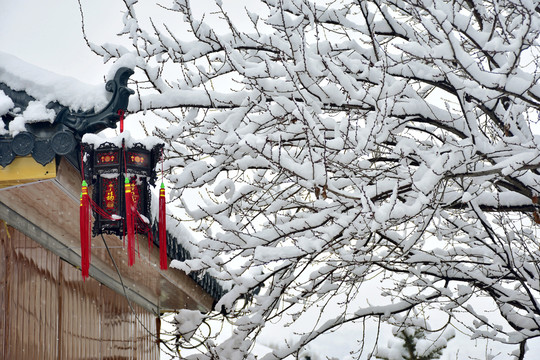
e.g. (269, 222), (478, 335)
(82, 131), (163, 149)
(0, 51), (109, 112)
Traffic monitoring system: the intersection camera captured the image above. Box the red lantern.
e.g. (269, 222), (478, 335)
(81, 140), (164, 276)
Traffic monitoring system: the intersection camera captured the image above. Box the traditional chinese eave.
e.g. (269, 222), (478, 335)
(0, 67), (134, 168)
(0, 157), (216, 313)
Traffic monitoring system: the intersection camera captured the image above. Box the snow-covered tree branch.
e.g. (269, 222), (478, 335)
(82, 0), (540, 358)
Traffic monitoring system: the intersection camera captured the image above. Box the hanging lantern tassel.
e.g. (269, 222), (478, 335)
(159, 182), (167, 270)
(118, 109), (125, 133)
(125, 177), (136, 266)
(80, 180), (91, 279)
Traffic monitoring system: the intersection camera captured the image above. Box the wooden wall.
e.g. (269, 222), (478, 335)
(0, 224), (159, 360)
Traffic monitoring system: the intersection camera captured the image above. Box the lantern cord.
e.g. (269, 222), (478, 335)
(161, 147), (164, 182)
(134, 211), (154, 252)
(88, 197), (120, 222)
(137, 232), (141, 259)
(80, 145), (85, 180)
(122, 138), (127, 246)
(99, 233), (180, 356)
(122, 138), (128, 174)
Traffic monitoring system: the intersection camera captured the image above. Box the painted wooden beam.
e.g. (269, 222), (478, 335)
(0, 156), (56, 188)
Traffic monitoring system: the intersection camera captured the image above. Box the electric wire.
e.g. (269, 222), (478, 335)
(100, 231), (254, 356)
(99, 233), (180, 356)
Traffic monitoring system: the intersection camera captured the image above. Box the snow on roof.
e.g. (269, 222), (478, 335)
(0, 89), (14, 115)
(0, 51), (109, 114)
(82, 130), (163, 149)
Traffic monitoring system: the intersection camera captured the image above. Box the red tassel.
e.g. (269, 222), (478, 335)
(80, 180), (91, 279)
(118, 109), (125, 133)
(125, 177), (136, 266)
(159, 182), (167, 270)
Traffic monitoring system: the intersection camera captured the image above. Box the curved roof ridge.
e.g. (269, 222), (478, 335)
(0, 51), (108, 113)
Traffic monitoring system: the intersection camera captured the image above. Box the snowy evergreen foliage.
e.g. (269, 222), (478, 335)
(82, 0), (540, 358)
(374, 326), (454, 360)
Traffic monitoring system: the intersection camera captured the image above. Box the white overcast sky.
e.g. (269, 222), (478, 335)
(0, 0), (123, 84)
(3, 1), (540, 359)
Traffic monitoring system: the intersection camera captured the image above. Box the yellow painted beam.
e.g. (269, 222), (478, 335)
(0, 156), (56, 188)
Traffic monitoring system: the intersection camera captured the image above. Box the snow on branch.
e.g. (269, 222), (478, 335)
(83, 0), (540, 358)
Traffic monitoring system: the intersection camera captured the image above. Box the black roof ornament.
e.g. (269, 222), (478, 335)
(55, 68), (135, 136)
(0, 139), (14, 167)
(32, 139), (55, 166)
(12, 132), (34, 156)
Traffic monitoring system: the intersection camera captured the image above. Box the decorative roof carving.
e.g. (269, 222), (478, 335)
(55, 68), (135, 136)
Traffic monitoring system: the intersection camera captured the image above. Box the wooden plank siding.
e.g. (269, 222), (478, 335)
(0, 224), (159, 359)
